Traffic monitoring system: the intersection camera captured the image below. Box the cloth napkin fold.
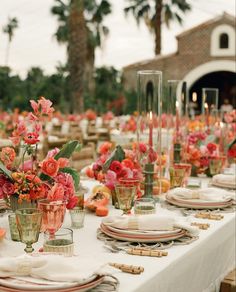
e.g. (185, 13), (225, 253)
(0, 254), (109, 282)
(102, 215), (199, 236)
(168, 187), (235, 202)
(212, 174), (236, 188)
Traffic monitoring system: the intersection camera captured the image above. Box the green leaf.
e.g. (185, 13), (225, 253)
(0, 162), (12, 179)
(61, 167), (80, 191)
(228, 137), (236, 149)
(102, 145), (125, 172)
(54, 140), (80, 160)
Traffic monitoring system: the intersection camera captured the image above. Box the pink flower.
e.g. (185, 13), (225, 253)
(110, 161), (123, 175)
(47, 148), (60, 158)
(33, 123), (42, 133)
(55, 173), (75, 198)
(139, 143), (148, 153)
(2, 182), (15, 195)
(105, 170), (117, 190)
(20, 159), (33, 172)
(30, 100), (39, 115)
(39, 97), (54, 115)
(47, 183), (64, 201)
(28, 112), (38, 122)
(66, 196), (78, 209)
(17, 121), (27, 135)
(10, 130), (21, 146)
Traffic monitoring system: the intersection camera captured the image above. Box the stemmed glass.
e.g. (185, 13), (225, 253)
(115, 184), (136, 215)
(37, 199), (66, 238)
(15, 208), (42, 253)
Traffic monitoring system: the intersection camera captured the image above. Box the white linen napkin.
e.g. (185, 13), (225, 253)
(0, 254), (109, 282)
(212, 174), (236, 188)
(102, 215), (199, 236)
(168, 187), (235, 202)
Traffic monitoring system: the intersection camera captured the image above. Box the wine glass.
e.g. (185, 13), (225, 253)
(37, 199), (66, 238)
(115, 184), (136, 215)
(15, 208), (42, 253)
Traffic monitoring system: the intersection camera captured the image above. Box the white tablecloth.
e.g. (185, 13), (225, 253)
(0, 179), (235, 292)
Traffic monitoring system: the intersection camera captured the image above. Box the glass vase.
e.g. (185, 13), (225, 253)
(137, 70), (162, 198)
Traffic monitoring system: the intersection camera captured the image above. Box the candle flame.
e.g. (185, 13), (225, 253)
(192, 92), (197, 102)
(175, 101), (179, 108)
(204, 103), (208, 109)
(220, 122), (224, 128)
(149, 111), (153, 120)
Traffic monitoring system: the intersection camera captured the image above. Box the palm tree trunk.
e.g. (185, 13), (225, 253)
(5, 40), (10, 66)
(68, 0), (87, 113)
(154, 0), (162, 55)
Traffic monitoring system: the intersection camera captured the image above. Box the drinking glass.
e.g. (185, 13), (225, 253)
(69, 208), (85, 229)
(43, 228), (74, 256)
(209, 157), (223, 176)
(8, 213), (20, 241)
(37, 199), (66, 238)
(15, 208), (42, 253)
(169, 166), (185, 188)
(115, 184), (136, 214)
(134, 198), (156, 215)
(173, 163), (192, 186)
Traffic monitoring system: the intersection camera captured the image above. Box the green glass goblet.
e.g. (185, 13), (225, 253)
(15, 208), (42, 253)
(115, 184), (136, 215)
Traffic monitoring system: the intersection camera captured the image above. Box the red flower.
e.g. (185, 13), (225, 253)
(66, 196), (78, 209)
(24, 132), (40, 145)
(207, 143), (217, 154)
(121, 159), (134, 169)
(228, 148), (236, 158)
(109, 161), (123, 175)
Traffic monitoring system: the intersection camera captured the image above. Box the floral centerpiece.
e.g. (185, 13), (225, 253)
(0, 97), (80, 211)
(183, 131), (223, 176)
(85, 142), (143, 191)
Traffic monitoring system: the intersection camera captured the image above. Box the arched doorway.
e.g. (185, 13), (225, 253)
(189, 71), (236, 114)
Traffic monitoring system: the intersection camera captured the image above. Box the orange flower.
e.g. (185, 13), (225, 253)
(121, 158), (134, 169)
(41, 157), (59, 177)
(0, 147), (16, 168)
(99, 142), (112, 155)
(58, 158), (69, 168)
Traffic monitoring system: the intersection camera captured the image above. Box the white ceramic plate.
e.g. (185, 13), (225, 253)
(0, 275), (97, 291)
(100, 224), (186, 243)
(105, 225), (182, 236)
(0, 276), (104, 292)
(166, 196), (233, 209)
(211, 181), (236, 189)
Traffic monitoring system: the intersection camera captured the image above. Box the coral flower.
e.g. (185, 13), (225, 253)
(0, 147), (16, 168)
(110, 161), (123, 175)
(41, 157), (59, 177)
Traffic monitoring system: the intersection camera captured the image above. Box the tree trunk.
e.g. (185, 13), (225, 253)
(5, 40), (10, 66)
(154, 0), (162, 55)
(68, 0), (87, 113)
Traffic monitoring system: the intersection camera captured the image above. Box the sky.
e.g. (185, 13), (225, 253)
(0, 0), (235, 78)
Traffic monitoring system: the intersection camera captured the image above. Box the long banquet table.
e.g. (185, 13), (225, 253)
(0, 178), (235, 292)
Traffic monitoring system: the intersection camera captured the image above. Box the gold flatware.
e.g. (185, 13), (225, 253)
(191, 222), (210, 230)
(195, 212), (224, 220)
(109, 262), (144, 274)
(127, 247), (168, 257)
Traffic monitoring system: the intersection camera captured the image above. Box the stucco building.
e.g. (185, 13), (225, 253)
(123, 13), (236, 111)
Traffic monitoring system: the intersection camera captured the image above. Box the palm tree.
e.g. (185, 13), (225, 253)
(2, 17), (19, 65)
(67, 0), (87, 113)
(124, 0), (191, 55)
(51, 0), (111, 112)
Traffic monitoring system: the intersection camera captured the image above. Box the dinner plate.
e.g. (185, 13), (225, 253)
(211, 181), (236, 189)
(105, 224), (182, 236)
(166, 195), (233, 209)
(100, 224), (186, 242)
(0, 276), (103, 292)
(168, 195), (232, 205)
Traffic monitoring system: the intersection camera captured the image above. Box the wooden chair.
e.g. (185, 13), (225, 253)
(70, 142), (96, 172)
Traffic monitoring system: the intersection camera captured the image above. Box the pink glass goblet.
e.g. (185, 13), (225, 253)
(37, 199), (66, 238)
